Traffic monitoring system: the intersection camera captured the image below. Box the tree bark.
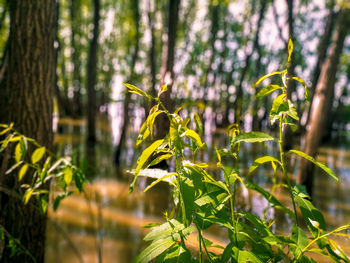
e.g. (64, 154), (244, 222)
(282, 0), (296, 151)
(233, 0), (267, 126)
(0, 0), (56, 262)
(304, 0), (337, 129)
(114, 0), (140, 165)
(70, 0), (83, 117)
(156, 0), (180, 139)
(86, 0), (100, 142)
(297, 8), (349, 196)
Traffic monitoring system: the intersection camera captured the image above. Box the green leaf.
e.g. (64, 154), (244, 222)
(132, 238), (175, 263)
(286, 100), (299, 121)
(135, 169), (177, 186)
(288, 150), (338, 181)
(180, 176), (195, 225)
(257, 85), (283, 98)
(53, 192), (73, 211)
(291, 225), (309, 257)
(14, 143), (22, 163)
(254, 71), (282, 88)
(31, 147), (46, 164)
(148, 154), (172, 168)
(294, 195), (326, 237)
(123, 83), (150, 98)
(18, 164), (28, 181)
(0, 125), (12, 136)
(144, 219), (181, 241)
(288, 38), (294, 62)
(63, 167), (73, 185)
(23, 188), (34, 205)
(158, 84), (168, 96)
(231, 132), (274, 145)
(245, 181), (295, 219)
(144, 172), (177, 192)
(135, 139), (164, 176)
(328, 239), (350, 262)
(292, 77), (310, 101)
(238, 250), (264, 263)
(270, 94), (288, 123)
(194, 113), (203, 135)
(249, 155), (281, 174)
(184, 129), (205, 148)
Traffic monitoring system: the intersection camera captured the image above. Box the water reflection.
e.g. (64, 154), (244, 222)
(46, 116), (350, 262)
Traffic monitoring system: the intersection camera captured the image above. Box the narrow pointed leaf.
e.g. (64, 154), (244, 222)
(257, 85), (283, 98)
(123, 83), (150, 98)
(18, 164), (28, 181)
(31, 147), (46, 164)
(132, 238), (175, 263)
(288, 38), (294, 62)
(249, 156), (281, 174)
(254, 71), (282, 88)
(292, 77), (310, 101)
(288, 150), (337, 181)
(135, 139), (164, 176)
(232, 132), (274, 145)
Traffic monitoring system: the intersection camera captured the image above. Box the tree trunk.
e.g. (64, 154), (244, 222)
(70, 0), (83, 117)
(304, 0), (337, 129)
(114, 0), (140, 165)
(0, 0), (56, 262)
(234, 0), (267, 126)
(297, 8), (349, 196)
(86, 0), (100, 142)
(156, 0), (180, 139)
(282, 0), (296, 151)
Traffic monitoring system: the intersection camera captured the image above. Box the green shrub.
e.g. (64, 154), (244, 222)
(128, 39), (350, 263)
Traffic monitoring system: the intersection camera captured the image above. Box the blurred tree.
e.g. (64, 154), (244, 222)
(155, 0), (181, 139)
(0, 0), (56, 261)
(70, 0), (83, 117)
(115, 0), (140, 165)
(86, 0), (100, 142)
(297, 7), (350, 196)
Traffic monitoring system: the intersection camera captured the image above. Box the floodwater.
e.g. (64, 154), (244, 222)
(45, 115), (350, 263)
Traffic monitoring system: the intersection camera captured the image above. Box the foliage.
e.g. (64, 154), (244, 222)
(0, 123), (85, 259)
(128, 41), (350, 263)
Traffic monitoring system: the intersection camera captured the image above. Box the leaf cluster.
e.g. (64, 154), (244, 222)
(128, 40), (349, 263)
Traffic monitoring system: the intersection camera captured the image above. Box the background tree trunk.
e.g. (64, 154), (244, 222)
(282, 0), (296, 151)
(304, 0), (337, 129)
(0, 0), (56, 262)
(70, 0), (83, 118)
(297, 7), (349, 196)
(156, 0), (180, 139)
(86, 0), (100, 142)
(114, 0), (140, 165)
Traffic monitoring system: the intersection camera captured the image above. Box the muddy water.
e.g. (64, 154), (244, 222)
(45, 118), (350, 262)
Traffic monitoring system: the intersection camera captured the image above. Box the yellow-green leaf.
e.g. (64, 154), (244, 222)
(288, 38), (294, 62)
(31, 147), (46, 164)
(123, 83), (150, 98)
(249, 156), (281, 174)
(254, 71), (282, 88)
(23, 188), (34, 205)
(18, 164), (28, 181)
(292, 76), (310, 101)
(231, 132), (274, 145)
(256, 85), (283, 98)
(158, 84), (168, 96)
(15, 143), (22, 163)
(288, 149), (338, 181)
(148, 153), (172, 168)
(184, 129), (205, 148)
(63, 167), (73, 185)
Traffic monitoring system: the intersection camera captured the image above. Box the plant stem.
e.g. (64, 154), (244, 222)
(279, 119), (299, 225)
